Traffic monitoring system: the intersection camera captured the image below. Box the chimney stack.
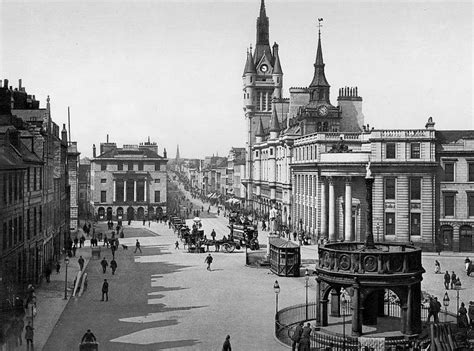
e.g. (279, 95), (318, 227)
(93, 144), (97, 158)
(18, 79), (22, 90)
(3, 79), (8, 88)
(107, 134), (109, 143)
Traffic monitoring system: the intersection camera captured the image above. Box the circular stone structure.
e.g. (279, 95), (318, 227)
(315, 241), (425, 337)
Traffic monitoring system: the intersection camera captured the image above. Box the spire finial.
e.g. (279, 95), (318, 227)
(318, 18), (323, 38)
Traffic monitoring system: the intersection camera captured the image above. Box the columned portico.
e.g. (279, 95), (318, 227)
(113, 179), (116, 202)
(133, 180), (137, 201)
(344, 177), (352, 241)
(328, 177), (336, 242)
(124, 180), (127, 201)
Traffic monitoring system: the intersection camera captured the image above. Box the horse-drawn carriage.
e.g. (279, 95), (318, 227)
(229, 223), (260, 251)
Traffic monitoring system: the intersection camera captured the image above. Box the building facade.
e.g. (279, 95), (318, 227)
(78, 157), (93, 224)
(90, 138), (168, 221)
(1, 79), (70, 325)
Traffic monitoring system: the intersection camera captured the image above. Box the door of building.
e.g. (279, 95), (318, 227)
(459, 226), (473, 252)
(441, 226), (453, 251)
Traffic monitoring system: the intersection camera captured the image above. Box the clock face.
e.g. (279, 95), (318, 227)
(317, 105), (329, 117)
(260, 64), (268, 73)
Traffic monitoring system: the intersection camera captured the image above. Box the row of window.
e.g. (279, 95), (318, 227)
(1, 168), (43, 205)
(100, 178), (161, 184)
(384, 212), (420, 236)
(384, 178), (421, 200)
(443, 162), (474, 182)
(444, 192), (474, 217)
(2, 206), (42, 250)
(100, 190), (161, 203)
(100, 162), (163, 172)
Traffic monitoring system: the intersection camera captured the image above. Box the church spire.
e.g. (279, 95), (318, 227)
(309, 18), (330, 105)
(175, 144), (180, 160)
(254, 0), (271, 64)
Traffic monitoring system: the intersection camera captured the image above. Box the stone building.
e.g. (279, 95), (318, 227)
(67, 140), (80, 232)
(90, 137), (168, 221)
(0, 79), (70, 316)
(435, 129), (474, 252)
(78, 157), (93, 223)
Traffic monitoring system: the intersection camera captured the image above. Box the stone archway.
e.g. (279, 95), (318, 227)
(106, 207), (113, 221)
(127, 207), (135, 221)
(98, 207), (105, 220)
(137, 207), (145, 220)
(440, 225), (453, 251)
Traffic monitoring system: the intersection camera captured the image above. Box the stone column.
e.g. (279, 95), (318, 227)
(124, 180), (127, 202)
(321, 298), (329, 326)
(344, 177), (352, 241)
(315, 279), (321, 326)
(406, 284), (413, 335)
(351, 280), (362, 336)
(113, 180), (116, 202)
(328, 177), (336, 242)
(133, 180), (137, 202)
(330, 290), (341, 317)
(320, 177), (327, 240)
(144, 180), (147, 201)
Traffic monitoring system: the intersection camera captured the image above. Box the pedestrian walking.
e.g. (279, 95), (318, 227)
(25, 321), (34, 351)
(434, 260), (441, 274)
(205, 253), (213, 271)
(175, 240), (179, 249)
(211, 229), (216, 241)
(465, 257), (471, 274)
(78, 256), (85, 271)
(222, 335), (231, 351)
(80, 236), (85, 248)
(262, 220), (266, 231)
(458, 302), (469, 328)
(110, 259), (117, 275)
(13, 316), (24, 347)
(74, 237), (79, 247)
(291, 321), (303, 351)
(299, 323), (312, 351)
(444, 271), (450, 290)
(72, 244), (77, 257)
(450, 271), (457, 289)
(134, 239), (142, 253)
(101, 279), (109, 301)
(100, 257), (108, 274)
(44, 263), (52, 283)
(55, 261), (61, 274)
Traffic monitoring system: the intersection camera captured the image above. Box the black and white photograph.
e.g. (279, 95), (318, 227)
(0, 0), (473, 350)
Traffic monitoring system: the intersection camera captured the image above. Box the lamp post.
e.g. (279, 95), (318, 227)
(64, 257), (70, 300)
(454, 281), (461, 318)
(305, 268), (309, 321)
(341, 290), (347, 351)
(376, 222), (380, 242)
(443, 292), (450, 322)
(273, 280), (280, 314)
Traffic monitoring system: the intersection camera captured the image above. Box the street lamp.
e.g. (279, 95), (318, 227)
(305, 268), (309, 321)
(443, 292), (450, 322)
(454, 280), (462, 318)
(341, 290), (347, 351)
(376, 222), (380, 242)
(273, 280), (280, 314)
(64, 257), (70, 300)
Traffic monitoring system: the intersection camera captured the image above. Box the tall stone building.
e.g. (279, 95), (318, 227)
(90, 137), (168, 221)
(0, 78), (70, 338)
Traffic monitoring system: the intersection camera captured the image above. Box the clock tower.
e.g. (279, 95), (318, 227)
(242, 0), (284, 208)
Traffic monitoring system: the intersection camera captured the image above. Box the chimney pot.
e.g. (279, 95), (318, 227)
(19, 79), (22, 89)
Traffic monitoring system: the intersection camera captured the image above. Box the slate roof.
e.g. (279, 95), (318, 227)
(436, 130), (474, 144)
(96, 147), (164, 159)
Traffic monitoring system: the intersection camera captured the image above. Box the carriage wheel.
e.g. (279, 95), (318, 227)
(227, 244), (235, 253)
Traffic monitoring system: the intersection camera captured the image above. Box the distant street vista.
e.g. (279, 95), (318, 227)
(0, 0), (473, 350)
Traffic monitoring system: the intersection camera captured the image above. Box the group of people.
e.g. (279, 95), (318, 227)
(291, 322), (312, 351)
(443, 271), (462, 290)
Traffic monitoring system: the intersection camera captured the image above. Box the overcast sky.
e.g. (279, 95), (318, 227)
(1, 0), (472, 159)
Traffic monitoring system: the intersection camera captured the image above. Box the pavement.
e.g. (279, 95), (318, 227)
(10, 182), (474, 350)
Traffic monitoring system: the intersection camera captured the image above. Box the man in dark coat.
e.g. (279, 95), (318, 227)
(450, 271), (457, 289)
(222, 335), (231, 351)
(78, 256), (85, 271)
(100, 258), (108, 274)
(101, 279), (109, 301)
(291, 322), (304, 351)
(81, 329), (97, 343)
(299, 323), (312, 351)
(444, 271), (450, 290)
(110, 259), (117, 275)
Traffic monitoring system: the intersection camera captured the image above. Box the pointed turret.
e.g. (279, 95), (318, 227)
(254, 0), (272, 65)
(272, 43), (282, 74)
(255, 117), (264, 143)
(243, 49), (257, 75)
(269, 108), (280, 132)
(308, 19), (331, 105)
